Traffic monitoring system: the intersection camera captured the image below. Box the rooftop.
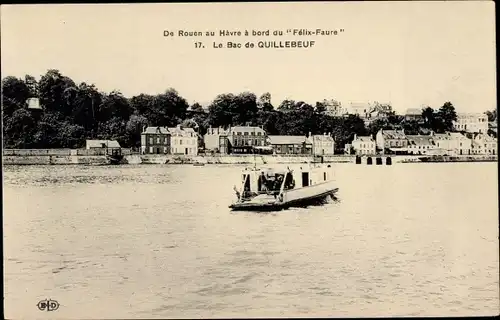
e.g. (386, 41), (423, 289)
(231, 126), (266, 134)
(405, 108), (423, 116)
(353, 135), (374, 142)
(268, 135), (310, 145)
(380, 129), (407, 139)
(86, 140), (121, 148)
(142, 126), (169, 134)
(406, 135), (434, 146)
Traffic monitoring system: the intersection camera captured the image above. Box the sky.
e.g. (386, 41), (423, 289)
(1, 2), (496, 113)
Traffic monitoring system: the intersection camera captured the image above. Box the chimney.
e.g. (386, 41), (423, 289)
(308, 132), (312, 138)
(354, 134), (357, 140)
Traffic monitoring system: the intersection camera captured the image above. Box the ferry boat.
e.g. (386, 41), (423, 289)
(229, 163), (338, 211)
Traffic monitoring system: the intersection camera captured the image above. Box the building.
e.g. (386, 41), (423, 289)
(203, 127), (230, 152)
(472, 133), (497, 155)
(308, 133), (335, 155)
(322, 99), (347, 117)
(349, 102), (372, 119)
(375, 129), (408, 154)
(268, 135), (313, 155)
(405, 108), (423, 122)
(453, 113), (488, 134)
(350, 134), (376, 155)
(86, 139), (121, 150)
(433, 132), (472, 156)
(406, 134), (437, 155)
(168, 125), (198, 155)
(204, 125), (267, 154)
(141, 126), (170, 154)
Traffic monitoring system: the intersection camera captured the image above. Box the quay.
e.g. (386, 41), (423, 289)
(2, 149), (497, 166)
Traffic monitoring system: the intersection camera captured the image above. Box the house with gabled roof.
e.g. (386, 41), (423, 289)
(406, 134), (437, 155)
(268, 135), (312, 155)
(375, 129), (408, 154)
(350, 134), (376, 155)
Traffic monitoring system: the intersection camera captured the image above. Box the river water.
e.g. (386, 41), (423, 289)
(3, 162), (499, 318)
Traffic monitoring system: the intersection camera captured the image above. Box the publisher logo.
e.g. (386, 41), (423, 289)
(37, 299), (60, 312)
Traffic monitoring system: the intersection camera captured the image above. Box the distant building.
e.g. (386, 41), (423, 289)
(86, 139), (121, 150)
(406, 134), (437, 155)
(26, 98), (42, 110)
(433, 132), (472, 156)
(308, 133), (335, 155)
(322, 99), (347, 117)
(453, 113), (488, 134)
(168, 125), (198, 155)
(351, 134), (376, 155)
(405, 108), (424, 122)
(472, 133), (497, 155)
(203, 125), (267, 154)
(268, 135), (312, 155)
(375, 129), (408, 154)
(349, 102), (372, 119)
(141, 126), (170, 154)
(203, 127), (230, 152)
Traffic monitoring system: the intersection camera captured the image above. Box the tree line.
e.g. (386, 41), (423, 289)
(2, 70), (495, 151)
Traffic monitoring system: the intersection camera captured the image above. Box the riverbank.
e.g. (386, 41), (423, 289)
(2, 154), (354, 166)
(2, 153), (497, 165)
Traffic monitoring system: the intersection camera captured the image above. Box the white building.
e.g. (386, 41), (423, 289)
(168, 125), (198, 155)
(322, 99), (347, 117)
(203, 127), (230, 151)
(472, 133), (497, 155)
(308, 133), (335, 155)
(433, 132), (472, 156)
(349, 102), (372, 118)
(453, 113), (488, 134)
(406, 135), (438, 155)
(351, 134), (376, 155)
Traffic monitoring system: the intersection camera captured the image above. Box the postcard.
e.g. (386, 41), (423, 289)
(2, 1), (498, 319)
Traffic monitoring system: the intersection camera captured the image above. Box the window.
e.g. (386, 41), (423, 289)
(149, 147), (153, 153)
(150, 137), (153, 144)
(257, 132), (261, 136)
(157, 137), (160, 143)
(251, 132), (255, 136)
(244, 132), (249, 136)
(180, 139), (183, 145)
(237, 132), (242, 135)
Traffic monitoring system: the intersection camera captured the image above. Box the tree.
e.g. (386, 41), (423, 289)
(1, 76), (31, 117)
(485, 110), (497, 122)
(38, 69), (77, 117)
(258, 92), (273, 111)
(315, 101), (327, 114)
(421, 106), (435, 127)
(125, 114), (149, 148)
(190, 102), (204, 113)
(3, 108), (37, 148)
(277, 99), (296, 112)
(438, 101), (457, 131)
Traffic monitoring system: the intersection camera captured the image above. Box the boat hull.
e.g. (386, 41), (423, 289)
(229, 187), (339, 212)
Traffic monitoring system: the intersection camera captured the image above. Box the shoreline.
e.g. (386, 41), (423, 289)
(2, 153), (497, 166)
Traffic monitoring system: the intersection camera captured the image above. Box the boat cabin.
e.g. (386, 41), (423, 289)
(237, 165), (333, 200)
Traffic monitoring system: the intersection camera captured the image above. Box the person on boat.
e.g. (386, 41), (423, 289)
(258, 172), (268, 192)
(273, 174), (283, 198)
(284, 171), (295, 190)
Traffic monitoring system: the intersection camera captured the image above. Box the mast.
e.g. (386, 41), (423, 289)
(253, 126), (257, 169)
